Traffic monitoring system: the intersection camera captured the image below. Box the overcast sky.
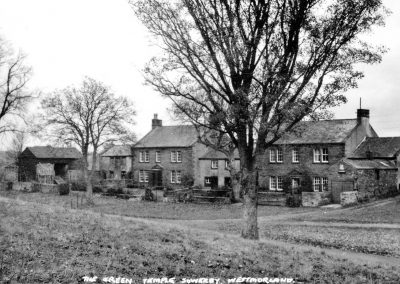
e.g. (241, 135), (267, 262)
(0, 0), (399, 150)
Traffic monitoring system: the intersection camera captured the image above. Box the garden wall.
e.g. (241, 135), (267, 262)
(302, 191), (331, 207)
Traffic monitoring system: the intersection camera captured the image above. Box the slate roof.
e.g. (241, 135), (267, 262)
(24, 146), (82, 159)
(134, 125), (198, 148)
(343, 158), (397, 170)
(200, 148), (240, 160)
(274, 119), (359, 144)
(351, 137), (400, 158)
(101, 145), (132, 157)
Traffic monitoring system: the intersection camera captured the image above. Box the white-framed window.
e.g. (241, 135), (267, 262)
(321, 148), (329, 163)
(277, 176), (283, 191)
(313, 177), (321, 191)
(171, 170), (181, 184)
(313, 149), (321, 163)
(155, 151), (161, 163)
(322, 177), (328, 191)
(269, 176), (277, 190)
(171, 171), (176, 183)
(205, 177), (211, 185)
(314, 148), (329, 163)
(139, 170), (149, 183)
(277, 149), (283, 163)
(211, 160), (218, 169)
(139, 151), (149, 163)
(225, 160), (229, 169)
(292, 149), (299, 163)
(270, 176), (283, 191)
(170, 151), (182, 163)
(269, 150), (276, 163)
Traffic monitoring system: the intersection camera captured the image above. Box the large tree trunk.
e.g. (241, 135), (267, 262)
(241, 168), (258, 240)
(231, 175), (241, 202)
(85, 149), (97, 205)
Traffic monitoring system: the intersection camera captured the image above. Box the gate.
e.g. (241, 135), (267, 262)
(331, 180), (354, 203)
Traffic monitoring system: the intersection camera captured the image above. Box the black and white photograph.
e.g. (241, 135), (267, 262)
(0, 0), (400, 283)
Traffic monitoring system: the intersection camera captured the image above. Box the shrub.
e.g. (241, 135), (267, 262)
(93, 186), (103, 193)
(286, 195), (301, 207)
(181, 174), (194, 187)
(71, 182), (86, 192)
(106, 187), (124, 195)
(58, 184), (70, 196)
(142, 187), (156, 201)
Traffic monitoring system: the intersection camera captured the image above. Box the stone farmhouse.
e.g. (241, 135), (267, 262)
(18, 146), (83, 183)
(259, 108), (399, 203)
(132, 114), (207, 188)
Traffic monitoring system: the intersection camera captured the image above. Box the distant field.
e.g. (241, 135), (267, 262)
(1, 197), (399, 283)
(0, 190), (318, 220)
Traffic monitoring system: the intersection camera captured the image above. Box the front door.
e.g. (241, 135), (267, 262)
(292, 178), (300, 193)
(152, 170), (162, 187)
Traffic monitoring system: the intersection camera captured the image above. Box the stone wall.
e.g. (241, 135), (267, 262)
(12, 182), (34, 192)
(302, 191), (331, 207)
(328, 162), (398, 199)
(340, 191), (358, 206)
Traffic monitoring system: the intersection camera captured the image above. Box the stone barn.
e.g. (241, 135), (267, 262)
(18, 146), (83, 182)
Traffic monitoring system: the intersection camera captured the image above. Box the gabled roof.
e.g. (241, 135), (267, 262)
(22, 146), (82, 159)
(351, 137), (400, 158)
(199, 148), (240, 160)
(101, 145), (132, 157)
(274, 119), (358, 144)
(134, 125), (198, 148)
(343, 158), (397, 170)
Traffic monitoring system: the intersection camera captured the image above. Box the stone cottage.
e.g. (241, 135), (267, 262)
(132, 114), (207, 188)
(18, 146), (83, 182)
(101, 145), (133, 179)
(258, 108), (378, 203)
(198, 149), (240, 189)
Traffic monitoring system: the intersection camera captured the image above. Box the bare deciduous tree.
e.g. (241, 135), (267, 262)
(133, 0), (387, 239)
(0, 37), (32, 135)
(40, 77), (136, 204)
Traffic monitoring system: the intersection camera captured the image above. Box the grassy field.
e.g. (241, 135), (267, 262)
(291, 198), (400, 224)
(1, 196), (400, 283)
(0, 190), (318, 220)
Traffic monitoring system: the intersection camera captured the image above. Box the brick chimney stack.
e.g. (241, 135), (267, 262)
(152, 113), (162, 129)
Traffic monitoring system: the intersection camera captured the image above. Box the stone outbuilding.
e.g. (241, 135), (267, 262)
(18, 146), (83, 182)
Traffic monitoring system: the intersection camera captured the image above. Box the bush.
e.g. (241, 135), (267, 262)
(106, 187), (124, 195)
(93, 186), (103, 193)
(217, 185), (231, 191)
(58, 184), (70, 196)
(286, 194), (301, 207)
(181, 174), (194, 187)
(71, 182), (86, 192)
(142, 187), (156, 201)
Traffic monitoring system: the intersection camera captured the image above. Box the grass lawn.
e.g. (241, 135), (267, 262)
(291, 197), (400, 224)
(1, 197), (400, 283)
(0, 190), (318, 220)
